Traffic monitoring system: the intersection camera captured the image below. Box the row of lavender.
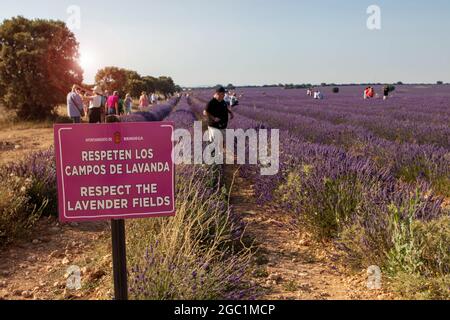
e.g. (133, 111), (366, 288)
(188, 91), (449, 296)
(128, 96), (252, 300)
(193, 87), (450, 194)
(195, 87), (450, 197)
(236, 96), (450, 148)
(121, 96), (180, 122)
(236, 106), (449, 195)
(196, 86), (450, 147)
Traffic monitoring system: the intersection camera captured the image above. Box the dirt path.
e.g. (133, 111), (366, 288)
(228, 166), (395, 300)
(0, 216), (112, 300)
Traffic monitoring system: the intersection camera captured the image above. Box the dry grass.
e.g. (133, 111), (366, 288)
(0, 105), (71, 166)
(0, 105), (70, 131)
(126, 165), (252, 300)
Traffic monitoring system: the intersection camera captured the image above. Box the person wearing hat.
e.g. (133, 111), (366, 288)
(203, 86), (234, 158)
(85, 86), (104, 123)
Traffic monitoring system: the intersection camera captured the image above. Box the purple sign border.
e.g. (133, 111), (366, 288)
(54, 122), (176, 223)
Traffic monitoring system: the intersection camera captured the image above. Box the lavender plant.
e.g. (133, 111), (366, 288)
(128, 98), (252, 300)
(192, 86), (450, 299)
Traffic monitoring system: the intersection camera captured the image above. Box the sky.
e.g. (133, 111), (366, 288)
(1, 0), (450, 87)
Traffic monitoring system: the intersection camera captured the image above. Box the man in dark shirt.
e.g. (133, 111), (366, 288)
(383, 85), (390, 100)
(204, 87), (234, 159)
(204, 86), (234, 130)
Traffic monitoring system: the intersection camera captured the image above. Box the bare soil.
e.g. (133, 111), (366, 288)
(0, 216), (112, 300)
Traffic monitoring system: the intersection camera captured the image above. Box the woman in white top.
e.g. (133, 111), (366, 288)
(86, 86), (104, 123)
(314, 91), (324, 100)
(150, 93), (158, 105)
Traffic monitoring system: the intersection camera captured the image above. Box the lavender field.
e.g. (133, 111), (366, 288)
(2, 1), (450, 305)
(0, 87), (448, 300)
(188, 85), (450, 299)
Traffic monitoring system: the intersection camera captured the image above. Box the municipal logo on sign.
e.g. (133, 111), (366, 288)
(114, 132), (121, 144)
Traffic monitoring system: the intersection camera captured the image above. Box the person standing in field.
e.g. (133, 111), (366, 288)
(224, 91), (231, 106)
(124, 93), (133, 115)
(79, 89), (88, 117)
(383, 85), (390, 100)
(101, 90), (109, 122)
(85, 86), (103, 123)
(203, 86), (234, 158)
(67, 85), (84, 123)
(364, 87), (375, 99)
(229, 92), (239, 107)
(106, 91), (119, 115)
(139, 91), (150, 110)
(313, 90), (323, 100)
(150, 93), (158, 105)
(118, 94), (125, 115)
(317, 90), (324, 100)
(313, 90), (319, 99)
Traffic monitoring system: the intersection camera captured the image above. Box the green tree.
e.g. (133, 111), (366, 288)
(156, 76), (176, 98)
(142, 76), (158, 94)
(94, 67), (178, 98)
(95, 67), (129, 93)
(0, 16), (83, 119)
(122, 70), (145, 97)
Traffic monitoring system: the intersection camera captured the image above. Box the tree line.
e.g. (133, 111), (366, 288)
(0, 16), (179, 120)
(94, 67), (179, 99)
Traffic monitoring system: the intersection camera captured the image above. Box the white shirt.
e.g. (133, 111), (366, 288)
(89, 95), (103, 109)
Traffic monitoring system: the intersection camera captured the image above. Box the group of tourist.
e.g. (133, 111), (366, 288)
(139, 91), (159, 109)
(306, 88), (324, 100)
(364, 85), (390, 100)
(363, 86), (375, 99)
(304, 85), (391, 101)
(67, 85), (160, 124)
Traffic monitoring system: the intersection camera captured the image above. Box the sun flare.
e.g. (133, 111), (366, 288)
(79, 50), (97, 73)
